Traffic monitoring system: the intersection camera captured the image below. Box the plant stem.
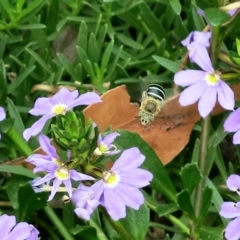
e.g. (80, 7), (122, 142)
(166, 214), (190, 235)
(194, 116), (211, 217)
(44, 205), (75, 240)
(89, 218), (109, 240)
(6, 127), (33, 156)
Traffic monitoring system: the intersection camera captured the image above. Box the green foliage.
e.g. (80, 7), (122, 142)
(0, 0), (240, 239)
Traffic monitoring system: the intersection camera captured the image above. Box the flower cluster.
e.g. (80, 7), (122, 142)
(174, 31), (234, 118)
(220, 174), (240, 240)
(72, 147), (153, 220)
(0, 214), (39, 240)
(25, 88), (153, 221)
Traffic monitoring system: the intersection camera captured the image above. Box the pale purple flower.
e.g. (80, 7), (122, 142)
(26, 135), (95, 201)
(94, 132), (120, 156)
(224, 109), (240, 144)
(0, 214), (39, 240)
(0, 107), (6, 139)
(91, 147), (153, 220)
(181, 31), (211, 67)
(23, 88), (101, 141)
(72, 185), (100, 220)
(174, 50), (234, 118)
(219, 174), (240, 240)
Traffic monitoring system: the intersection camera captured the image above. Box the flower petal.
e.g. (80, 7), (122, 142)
(120, 169), (153, 188)
(179, 82), (207, 106)
(4, 222), (32, 240)
(220, 202), (240, 218)
(224, 109), (240, 132)
(23, 114), (53, 141)
(233, 130), (240, 145)
(63, 179), (72, 197)
(70, 170), (95, 181)
(174, 70), (206, 87)
(32, 173), (55, 186)
(198, 86), (217, 117)
(0, 107), (6, 121)
(26, 225), (39, 240)
(225, 216), (240, 240)
(68, 92), (101, 109)
(0, 215), (16, 238)
(103, 132), (120, 145)
(112, 147), (145, 172)
(50, 88), (79, 106)
(190, 45), (214, 72)
(38, 135), (58, 159)
(193, 31), (211, 46)
(48, 178), (62, 201)
(226, 174), (240, 193)
(29, 97), (51, 116)
(217, 81), (234, 111)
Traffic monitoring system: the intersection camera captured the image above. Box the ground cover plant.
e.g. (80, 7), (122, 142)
(0, 0), (240, 239)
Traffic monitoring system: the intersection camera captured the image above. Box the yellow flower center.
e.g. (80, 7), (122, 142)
(51, 104), (67, 115)
(55, 166), (69, 180)
(94, 142), (109, 156)
(205, 72), (221, 86)
(103, 171), (120, 187)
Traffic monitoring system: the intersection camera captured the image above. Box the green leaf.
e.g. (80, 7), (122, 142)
(0, 0), (13, 19)
(57, 53), (79, 80)
(18, 183), (48, 221)
(152, 56), (179, 72)
(7, 97), (25, 135)
(199, 226), (224, 240)
(169, 0), (181, 15)
(0, 34), (8, 59)
(115, 130), (177, 203)
(116, 33), (144, 50)
(88, 32), (100, 64)
(0, 165), (36, 178)
(101, 40), (114, 75)
(6, 176), (30, 209)
(177, 190), (196, 221)
(0, 119), (14, 133)
(25, 48), (52, 74)
(199, 187), (212, 221)
(8, 65), (36, 93)
(17, 0), (46, 24)
(155, 203), (178, 216)
(191, 139), (200, 163)
(204, 8), (231, 26)
(180, 163), (202, 194)
(139, 2), (166, 40)
(205, 177), (228, 225)
(17, 23), (46, 30)
(77, 21), (88, 54)
(0, 60), (7, 104)
(236, 38), (240, 56)
(119, 204), (149, 240)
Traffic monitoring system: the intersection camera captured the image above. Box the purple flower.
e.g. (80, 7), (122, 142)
(26, 135), (95, 201)
(181, 31), (211, 67)
(0, 214), (39, 240)
(219, 175), (240, 240)
(23, 88), (101, 141)
(224, 109), (240, 144)
(174, 50), (234, 117)
(92, 147), (153, 220)
(72, 185), (100, 220)
(0, 107), (6, 139)
(94, 132), (121, 156)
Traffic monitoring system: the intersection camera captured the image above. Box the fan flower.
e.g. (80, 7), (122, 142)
(26, 135), (95, 201)
(0, 214), (39, 240)
(94, 132), (121, 156)
(23, 88), (101, 141)
(0, 107), (6, 139)
(91, 147), (153, 220)
(224, 109), (240, 144)
(174, 50), (234, 117)
(181, 31), (211, 67)
(72, 185), (100, 220)
(219, 174), (240, 240)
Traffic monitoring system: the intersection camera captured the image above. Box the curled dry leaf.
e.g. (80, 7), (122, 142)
(84, 84), (240, 165)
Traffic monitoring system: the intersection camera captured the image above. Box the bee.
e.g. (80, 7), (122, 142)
(138, 84), (165, 125)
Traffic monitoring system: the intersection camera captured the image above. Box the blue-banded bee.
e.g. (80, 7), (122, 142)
(138, 84), (165, 125)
